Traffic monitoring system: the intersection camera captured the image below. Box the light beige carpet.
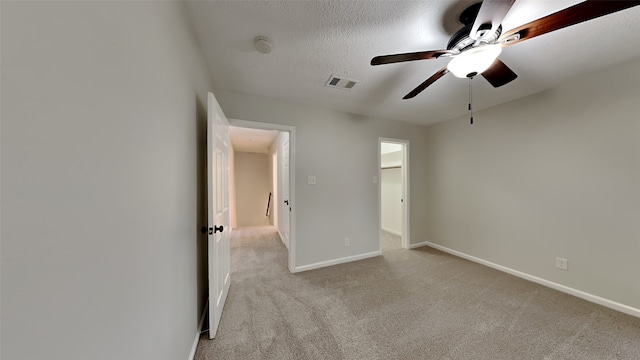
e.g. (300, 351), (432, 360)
(195, 226), (640, 360)
(381, 229), (402, 252)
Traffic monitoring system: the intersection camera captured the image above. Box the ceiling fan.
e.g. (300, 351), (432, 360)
(371, 0), (640, 99)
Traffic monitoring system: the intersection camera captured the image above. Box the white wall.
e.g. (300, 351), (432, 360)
(381, 149), (402, 167)
(1, 2), (212, 359)
(381, 168), (402, 236)
(234, 151), (271, 227)
(217, 91), (430, 268)
(381, 150), (403, 235)
(424, 59), (640, 311)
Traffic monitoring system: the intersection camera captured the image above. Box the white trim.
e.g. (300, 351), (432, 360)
(402, 142), (410, 249)
(381, 227), (402, 237)
(293, 251), (381, 273)
(409, 241), (430, 249)
(228, 119), (296, 273)
(188, 302), (209, 360)
(276, 229), (288, 250)
(424, 241), (640, 319)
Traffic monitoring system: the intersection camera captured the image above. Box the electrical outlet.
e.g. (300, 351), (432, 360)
(556, 257), (568, 271)
(345, 238), (350, 246)
(308, 176), (316, 185)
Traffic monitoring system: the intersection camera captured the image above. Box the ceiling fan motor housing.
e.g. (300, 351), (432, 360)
(447, 23), (502, 52)
(459, 2), (483, 25)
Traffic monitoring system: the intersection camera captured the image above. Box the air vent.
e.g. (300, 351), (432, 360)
(325, 75), (357, 90)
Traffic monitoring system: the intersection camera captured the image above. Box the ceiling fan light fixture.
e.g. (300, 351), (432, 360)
(447, 44), (503, 78)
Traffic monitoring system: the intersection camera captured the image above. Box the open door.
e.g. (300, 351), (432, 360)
(207, 92), (231, 338)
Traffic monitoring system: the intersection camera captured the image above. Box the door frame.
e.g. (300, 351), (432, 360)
(229, 118), (297, 273)
(379, 138), (410, 250)
(280, 138), (291, 250)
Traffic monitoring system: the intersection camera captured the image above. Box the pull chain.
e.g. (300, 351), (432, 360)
(468, 77), (474, 125)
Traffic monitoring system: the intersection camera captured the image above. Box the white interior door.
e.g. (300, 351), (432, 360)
(281, 140), (290, 248)
(207, 92), (231, 339)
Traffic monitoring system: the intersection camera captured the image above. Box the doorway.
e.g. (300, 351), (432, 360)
(229, 127), (277, 229)
(228, 119), (296, 272)
(379, 138), (409, 251)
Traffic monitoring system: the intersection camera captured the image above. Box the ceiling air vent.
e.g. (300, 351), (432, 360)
(325, 75), (357, 90)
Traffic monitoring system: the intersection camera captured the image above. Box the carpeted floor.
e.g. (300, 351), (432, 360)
(381, 229), (402, 252)
(194, 226), (640, 360)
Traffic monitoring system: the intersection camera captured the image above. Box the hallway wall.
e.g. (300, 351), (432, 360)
(235, 151), (271, 227)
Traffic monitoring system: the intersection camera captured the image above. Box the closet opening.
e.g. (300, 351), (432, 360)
(379, 139), (410, 251)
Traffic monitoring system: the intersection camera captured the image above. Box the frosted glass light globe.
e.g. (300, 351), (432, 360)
(447, 44), (503, 78)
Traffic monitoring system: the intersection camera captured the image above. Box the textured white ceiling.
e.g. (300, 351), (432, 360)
(230, 126), (278, 154)
(187, 0), (640, 126)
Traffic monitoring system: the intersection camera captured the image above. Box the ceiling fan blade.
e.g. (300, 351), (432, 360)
(500, 0), (640, 46)
(470, 0), (516, 40)
(481, 59), (518, 87)
(371, 50), (452, 66)
(403, 67), (449, 99)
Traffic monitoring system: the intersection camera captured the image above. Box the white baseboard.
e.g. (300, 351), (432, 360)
(409, 241), (430, 249)
(294, 251), (381, 273)
(188, 301), (209, 360)
(381, 227), (402, 237)
(424, 241), (640, 319)
(276, 229), (289, 250)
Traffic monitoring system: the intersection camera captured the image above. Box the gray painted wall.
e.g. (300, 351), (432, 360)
(1, 2), (212, 359)
(217, 91), (430, 268)
(424, 59), (640, 310)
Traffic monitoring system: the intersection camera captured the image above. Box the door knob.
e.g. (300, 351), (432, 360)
(200, 226), (214, 235)
(284, 200), (289, 205)
(214, 225), (224, 233)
